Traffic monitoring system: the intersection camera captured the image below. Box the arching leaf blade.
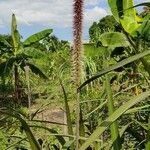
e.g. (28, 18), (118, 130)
(24, 62), (48, 79)
(78, 50), (150, 91)
(129, 2), (150, 9)
(108, 0), (123, 22)
(24, 29), (53, 46)
(0, 109), (41, 150)
(79, 90), (150, 150)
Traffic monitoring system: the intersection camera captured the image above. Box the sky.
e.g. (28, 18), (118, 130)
(0, 0), (148, 41)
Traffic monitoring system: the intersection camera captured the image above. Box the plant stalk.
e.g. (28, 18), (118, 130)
(72, 0), (84, 149)
(25, 65), (31, 120)
(146, 117), (150, 150)
(105, 73), (121, 150)
(14, 65), (20, 104)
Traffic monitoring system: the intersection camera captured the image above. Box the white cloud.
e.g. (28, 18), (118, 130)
(0, 0), (108, 28)
(84, 6), (107, 26)
(85, 0), (99, 6)
(135, 0), (150, 3)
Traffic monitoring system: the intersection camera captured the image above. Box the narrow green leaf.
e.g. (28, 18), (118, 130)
(129, 2), (150, 9)
(62, 140), (75, 150)
(105, 73), (121, 150)
(79, 90), (150, 150)
(105, 122), (132, 150)
(85, 101), (107, 117)
(78, 50), (150, 91)
(120, 122), (132, 138)
(59, 79), (73, 135)
(29, 125), (66, 146)
(146, 117), (150, 150)
(0, 109), (41, 150)
(23, 29), (53, 46)
(31, 119), (67, 126)
(30, 102), (51, 120)
(125, 105), (150, 114)
(137, 19), (150, 41)
(108, 0), (123, 22)
(11, 14), (21, 52)
(132, 118), (148, 130)
(19, 118), (41, 150)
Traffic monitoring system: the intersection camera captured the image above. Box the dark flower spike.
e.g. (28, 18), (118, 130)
(72, 0), (84, 87)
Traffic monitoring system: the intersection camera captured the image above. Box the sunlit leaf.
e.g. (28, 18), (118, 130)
(108, 0), (123, 22)
(24, 29), (53, 46)
(99, 32), (129, 47)
(11, 14), (21, 51)
(108, 0), (142, 36)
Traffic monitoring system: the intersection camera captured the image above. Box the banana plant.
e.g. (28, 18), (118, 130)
(108, 0), (150, 75)
(0, 14), (52, 104)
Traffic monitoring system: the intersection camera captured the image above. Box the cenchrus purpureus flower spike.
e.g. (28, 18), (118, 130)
(72, 0), (85, 149)
(72, 0), (84, 88)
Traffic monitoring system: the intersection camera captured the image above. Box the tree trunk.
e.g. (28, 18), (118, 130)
(25, 65), (31, 120)
(14, 65), (20, 104)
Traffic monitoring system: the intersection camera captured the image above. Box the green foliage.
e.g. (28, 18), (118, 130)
(79, 49), (150, 90)
(89, 15), (118, 42)
(23, 29), (53, 46)
(84, 43), (107, 57)
(11, 14), (21, 54)
(137, 16), (150, 41)
(24, 62), (48, 79)
(99, 32), (129, 47)
(0, 108), (41, 150)
(0, 131), (7, 149)
(41, 35), (70, 52)
(0, 1), (150, 150)
(105, 72), (121, 150)
(79, 91), (150, 149)
(0, 35), (12, 57)
(108, 0), (150, 38)
(0, 14), (50, 103)
(59, 79), (73, 136)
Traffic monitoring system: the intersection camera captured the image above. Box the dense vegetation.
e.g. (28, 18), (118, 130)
(0, 0), (150, 150)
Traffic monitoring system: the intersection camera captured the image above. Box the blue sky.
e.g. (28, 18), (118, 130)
(0, 0), (148, 41)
